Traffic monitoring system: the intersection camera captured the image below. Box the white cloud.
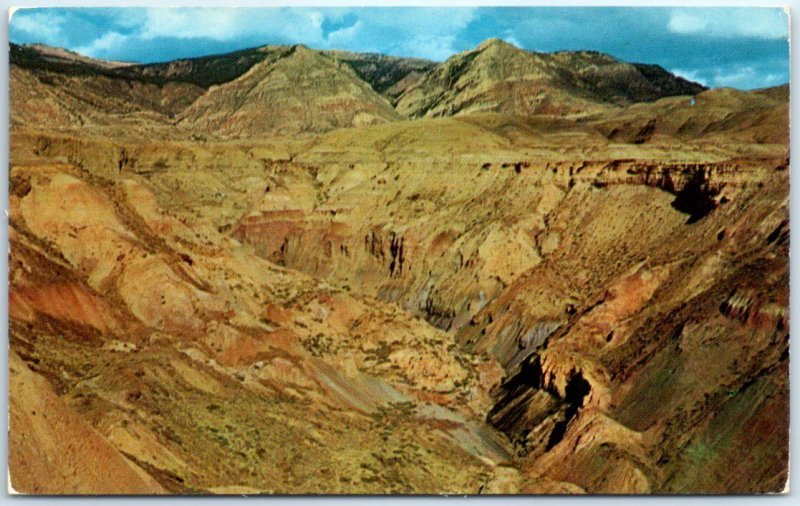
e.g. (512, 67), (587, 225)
(322, 8), (476, 60)
(139, 8), (327, 45)
(671, 68), (708, 87)
(325, 20), (363, 48)
(10, 10), (68, 46)
(401, 35), (460, 61)
(671, 64), (787, 90)
(502, 29), (522, 49)
(667, 8), (788, 39)
(75, 32), (128, 59)
(667, 12), (708, 34)
(11, 7), (477, 62)
(712, 66), (758, 88)
(710, 65), (786, 89)
(126, 7), (475, 60)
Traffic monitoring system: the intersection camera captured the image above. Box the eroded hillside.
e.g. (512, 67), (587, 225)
(7, 40), (789, 495)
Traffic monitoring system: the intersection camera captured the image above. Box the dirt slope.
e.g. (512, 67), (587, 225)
(9, 351), (167, 494)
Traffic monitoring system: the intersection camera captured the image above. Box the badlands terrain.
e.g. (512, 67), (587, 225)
(8, 39), (789, 494)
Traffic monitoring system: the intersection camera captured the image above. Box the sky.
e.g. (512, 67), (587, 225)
(8, 6), (790, 90)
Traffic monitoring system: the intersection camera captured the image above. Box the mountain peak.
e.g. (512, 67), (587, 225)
(177, 43), (400, 137)
(476, 38), (518, 51)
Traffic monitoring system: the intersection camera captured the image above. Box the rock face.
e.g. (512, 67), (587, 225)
(8, 37), (788, 495)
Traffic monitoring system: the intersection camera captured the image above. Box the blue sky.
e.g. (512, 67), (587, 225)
(9, 6), (790, 90)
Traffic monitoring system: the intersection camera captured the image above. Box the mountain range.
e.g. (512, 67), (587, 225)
(11, 38), (723, 137)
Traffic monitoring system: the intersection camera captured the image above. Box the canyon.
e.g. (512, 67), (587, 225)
(7, 38), (789, 494)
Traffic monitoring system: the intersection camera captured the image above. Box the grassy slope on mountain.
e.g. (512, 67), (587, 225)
(323, 50), (436, 97)
(10, 44), (204, 133)
(127, 46), (290, 87)
(588, 86), (789, 145)
(178, 45), (402, 137)
(395, 39), (705, 118)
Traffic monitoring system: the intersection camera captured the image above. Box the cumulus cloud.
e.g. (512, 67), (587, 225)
(672, 62), (787, 89)
(671, 68), (708, 87)
(318, 8), (476, 60)
(133, 7), (475, 60)
(10, 7), (476, 62)
(325, 20), (363, 48)
(139, 8), (327, 45)
(10, 9), (69, 46)
(709, 65), (787, 89)
(75, 32), (129, 58)
(667, 8), (788, 39)
(501, 29), (522, 49)
(667, 12), (709, 35)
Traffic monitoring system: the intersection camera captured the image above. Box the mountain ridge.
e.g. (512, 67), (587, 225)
(10, 39), (775, 140)
(394, 38), (707, 118)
